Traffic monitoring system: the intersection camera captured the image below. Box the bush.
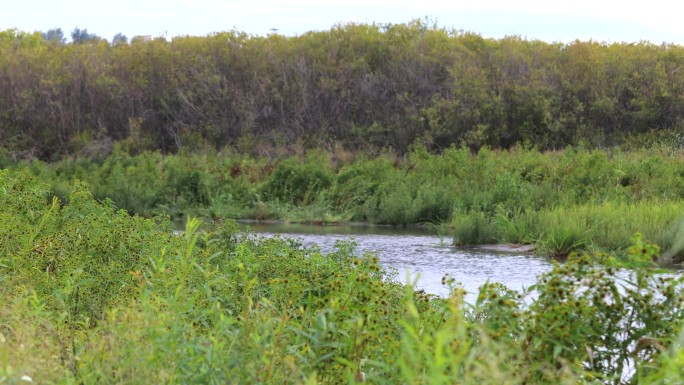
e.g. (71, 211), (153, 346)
(261, 154), (334, 206)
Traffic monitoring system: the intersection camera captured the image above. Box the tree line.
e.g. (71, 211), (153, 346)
(1, 21), (683, 160)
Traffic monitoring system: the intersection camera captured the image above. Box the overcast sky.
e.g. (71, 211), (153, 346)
(2, 0), (684, 44)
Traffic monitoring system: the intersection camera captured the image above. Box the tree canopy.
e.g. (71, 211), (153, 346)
(1, 21), (683, 159)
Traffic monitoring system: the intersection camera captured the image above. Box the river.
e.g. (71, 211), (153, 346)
(244, 222), (553, 300)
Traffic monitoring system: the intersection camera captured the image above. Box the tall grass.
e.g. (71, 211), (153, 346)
(2, 170), (684, 383)
(450, 200), (684, 258)
(6, 144), (684, 258)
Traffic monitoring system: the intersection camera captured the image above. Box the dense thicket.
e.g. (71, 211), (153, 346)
(1, 21), (684, 160)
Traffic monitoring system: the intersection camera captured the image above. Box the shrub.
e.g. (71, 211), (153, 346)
(261, 154), (334, 206)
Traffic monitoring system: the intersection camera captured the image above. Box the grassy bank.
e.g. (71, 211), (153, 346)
(2, 169), (684, 384)
(5, 144), (683, 259)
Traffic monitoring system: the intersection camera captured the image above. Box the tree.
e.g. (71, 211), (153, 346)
(112, 33), (128, 45)
(41, 28), (65, 44)
(71, 28), (99, 44)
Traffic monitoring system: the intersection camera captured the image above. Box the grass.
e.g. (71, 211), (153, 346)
(2, 169), (684, 383)
(471, 201), (684, 258)
(5, 144), (684, 260)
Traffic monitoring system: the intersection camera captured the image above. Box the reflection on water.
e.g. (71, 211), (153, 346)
(245, 222), (553, 300)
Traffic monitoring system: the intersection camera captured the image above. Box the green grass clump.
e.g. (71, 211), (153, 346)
(447, 200), (684, 259)
(534, 202), (684, 258)
(452, 210), (499, 245)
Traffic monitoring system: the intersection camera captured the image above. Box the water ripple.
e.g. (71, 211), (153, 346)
(248, 223), (553, 299)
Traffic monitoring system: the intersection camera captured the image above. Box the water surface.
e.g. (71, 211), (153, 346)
(245, 222), (552, 300)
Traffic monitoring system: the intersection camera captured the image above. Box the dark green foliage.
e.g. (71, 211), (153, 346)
(112, 33), (127, 45)
(0, 169), (177, 323)
(41, 28), (65, 44)
(452, 210), (499, 245)
(261, 154), (334, 206)
(70, 27), (100, 43)
(330, 156), (394, 220)
(1, 22), (684, 159)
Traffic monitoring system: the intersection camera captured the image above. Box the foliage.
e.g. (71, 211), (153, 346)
(8, 145), (683, 260)
(112, 33), (128, 45)
(1, 22), (684, 159)
(261, 153), (334, 206)
(71, 27), (100, 44)
(525, 252), (684, 383)
(41, 28), (65, 44)
(0, 169), (177, 322)
(2, 170), (684, 384)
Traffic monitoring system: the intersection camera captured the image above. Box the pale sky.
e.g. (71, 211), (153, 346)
(2, 0), (684, 44)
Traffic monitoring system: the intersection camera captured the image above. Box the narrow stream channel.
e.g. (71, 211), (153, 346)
(245, 222), (553, 300)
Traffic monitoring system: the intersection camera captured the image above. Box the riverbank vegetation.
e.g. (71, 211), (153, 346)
(5, 144), (683, 260)
(3, 20), (684, 383)
(2, 20), (684, 258)
(2, 169), (684, 384)
(2, 21), (684, 160)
